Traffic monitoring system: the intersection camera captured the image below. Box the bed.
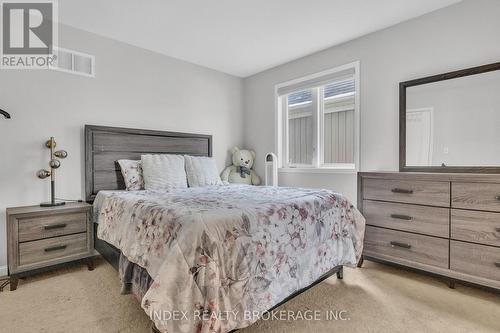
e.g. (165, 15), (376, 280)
(86, 125), (366, 333)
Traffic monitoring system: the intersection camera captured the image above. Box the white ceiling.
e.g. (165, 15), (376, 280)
(59, 0), (461, 77)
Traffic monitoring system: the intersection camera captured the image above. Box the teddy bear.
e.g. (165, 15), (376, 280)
(221, 147), (261, 185)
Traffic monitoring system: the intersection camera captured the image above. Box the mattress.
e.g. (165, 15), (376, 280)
(95, 185), (365, 333)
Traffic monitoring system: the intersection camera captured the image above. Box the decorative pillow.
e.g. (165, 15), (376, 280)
(141, 154), (187, 191)
(117, 160), (144, 191)
(184, 155), (223, 187)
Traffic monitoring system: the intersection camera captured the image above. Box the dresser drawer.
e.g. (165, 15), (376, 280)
(451, 209), (500, 247)
(452, 182), (500, 212)
(450, 241), (500, 282)
(363, 178), (450, 207)
(364, 200), (449, 238)
(18, 212), (87, 242)
(364, 226), (448, 268)
(19, 233), (88, 266)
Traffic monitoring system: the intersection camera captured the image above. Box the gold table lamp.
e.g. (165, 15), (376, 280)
(37, 137), (68, 207)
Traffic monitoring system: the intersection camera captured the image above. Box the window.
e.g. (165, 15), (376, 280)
(276, 62), (359, 171)
(287, 88), (315, 165)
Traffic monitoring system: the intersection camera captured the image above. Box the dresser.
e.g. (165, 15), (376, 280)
(358, 172), (500, 290)
(6, 203), (94, 290)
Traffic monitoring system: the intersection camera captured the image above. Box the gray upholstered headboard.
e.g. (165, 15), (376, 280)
(84, 125), (212, 202)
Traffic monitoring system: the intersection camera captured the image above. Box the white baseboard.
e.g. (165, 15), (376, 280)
(0, 265), (7, 277)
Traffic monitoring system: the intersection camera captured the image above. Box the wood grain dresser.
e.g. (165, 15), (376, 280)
(6, 202), (94, 291)
(358, 172), (500, 290)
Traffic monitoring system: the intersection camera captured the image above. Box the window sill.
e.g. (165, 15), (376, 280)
(278, 167), (357, 174)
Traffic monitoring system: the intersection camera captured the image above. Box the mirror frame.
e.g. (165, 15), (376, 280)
(399, 61), (500, 173)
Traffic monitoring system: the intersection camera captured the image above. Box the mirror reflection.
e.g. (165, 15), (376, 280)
(406, 69), (500, 167)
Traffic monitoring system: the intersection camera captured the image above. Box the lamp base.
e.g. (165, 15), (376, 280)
(40, 201), (66, 207)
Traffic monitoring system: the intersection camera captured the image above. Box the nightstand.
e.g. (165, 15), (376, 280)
(6, 202), (94, 291)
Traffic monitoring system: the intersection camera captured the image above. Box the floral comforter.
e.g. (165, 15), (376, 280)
(96, 185), (365, 333)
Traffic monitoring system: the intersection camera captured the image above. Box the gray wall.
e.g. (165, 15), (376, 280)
(243, 0), (500, 203)
(0, 25), (244, 272)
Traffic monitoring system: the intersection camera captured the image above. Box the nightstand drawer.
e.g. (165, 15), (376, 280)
(19, 233), (88, 266)
(18, 212), (87, 242)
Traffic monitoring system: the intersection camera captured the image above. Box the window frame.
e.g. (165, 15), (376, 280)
(275, 61), (360, 173)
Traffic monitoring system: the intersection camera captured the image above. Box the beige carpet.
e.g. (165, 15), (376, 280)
(1, 258), (499, 333)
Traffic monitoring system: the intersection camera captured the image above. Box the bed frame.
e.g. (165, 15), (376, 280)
(85, 124), (213, 271)
(84, 124), (343, 332)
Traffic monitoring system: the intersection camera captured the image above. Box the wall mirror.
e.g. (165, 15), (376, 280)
(400, 62), (500, 173)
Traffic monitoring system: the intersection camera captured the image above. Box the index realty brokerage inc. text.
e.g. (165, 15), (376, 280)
(151, 309), (351, 322)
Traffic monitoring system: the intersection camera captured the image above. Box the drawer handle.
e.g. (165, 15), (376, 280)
(496, 227), (500, 233)
(44, 223), (67, 230)
(390, 214), (413, 221)
(495, 262), (500, 268)
(496, 196), (500, 201)
(390, 241), (411, 249)
(44, 245), (67, 252)
(391, 188), (414, 194)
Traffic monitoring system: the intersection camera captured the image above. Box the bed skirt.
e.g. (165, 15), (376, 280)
(119, 253), (154, 302)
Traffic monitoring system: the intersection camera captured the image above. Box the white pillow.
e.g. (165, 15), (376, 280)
(184, 155), (223, 187)
(141, 154), (187, 191)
